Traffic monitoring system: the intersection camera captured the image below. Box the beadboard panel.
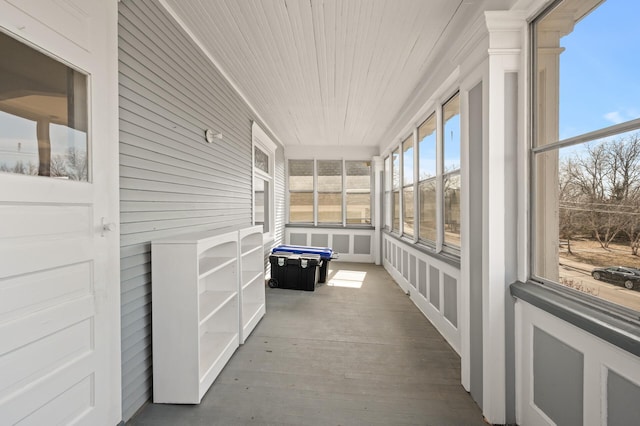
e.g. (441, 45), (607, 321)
(118, 0), (282, 419)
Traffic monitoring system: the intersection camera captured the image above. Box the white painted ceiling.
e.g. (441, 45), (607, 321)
(162, 0), (506, 148)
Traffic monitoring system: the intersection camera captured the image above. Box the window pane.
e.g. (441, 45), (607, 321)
(318, 160), (342, 192)
(533, 0), (640, 313)
(346, 193), (371, 225)
(254, 146), (269, 173)
(254, 177), (269, 233)
(393, 191), (400, 231)
(419, 179), (437, 242)
(0, 32), (88, 180)
(289, 160), (314, 191)
(384, 156), (391, 191)
(418, 114), (437, 242)
(418, 114), (437, 180)
(346, 161), (371, 225)
(535, 0), (640, 145)
(318, 192), (342, 224)
(392, 148), (400, 190)
(403, 135), (413, 186)
(444, 172), (460, 247)
(443, 93), (460, 248)
(403, 186), (414, 237)
(289, 192), (313, 223)
(535, 132), (640, 312)
(384, 156), (392, 229)
(346, 161), (370, 191)
(443, 93), (460, 172)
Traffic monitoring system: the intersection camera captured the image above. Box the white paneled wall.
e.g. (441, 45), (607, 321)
(285, 227), (375, 263)
(383, 234), (461, 354)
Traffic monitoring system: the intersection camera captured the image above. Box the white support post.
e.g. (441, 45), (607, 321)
(482, 11), (527, 425)
(373, 156), (383, 265)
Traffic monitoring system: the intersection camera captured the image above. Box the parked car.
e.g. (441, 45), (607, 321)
(591, 266), (640, 290)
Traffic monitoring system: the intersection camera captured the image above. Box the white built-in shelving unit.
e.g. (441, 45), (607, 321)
(239, 226), (266, 343)
(151, 226), (265, 404)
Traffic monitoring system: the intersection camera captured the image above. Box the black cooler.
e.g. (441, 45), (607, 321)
(268, 252), (322, 291)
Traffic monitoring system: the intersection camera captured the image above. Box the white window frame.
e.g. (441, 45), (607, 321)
(287, 158), (372, 227)
(385, 87), (462, 258)
(530, 0), (640, 314)
(252, 122), (277, 244)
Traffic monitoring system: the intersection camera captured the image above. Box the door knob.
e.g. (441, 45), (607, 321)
(101, 217), (116, 237)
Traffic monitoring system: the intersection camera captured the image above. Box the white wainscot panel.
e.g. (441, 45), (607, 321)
(515, 300), (640, 426)
(382, 234), (461, 354)
(285, 227), (374, 263)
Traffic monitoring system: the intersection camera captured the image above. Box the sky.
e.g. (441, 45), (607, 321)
(559, 0), (640, 141)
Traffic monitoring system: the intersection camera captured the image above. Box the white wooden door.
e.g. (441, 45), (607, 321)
(0, 1), (121, 424)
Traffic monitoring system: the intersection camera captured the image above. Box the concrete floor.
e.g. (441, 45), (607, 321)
(129, 263), (485, 426)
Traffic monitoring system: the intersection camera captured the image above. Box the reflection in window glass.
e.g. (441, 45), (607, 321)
(317, 160), (342, 224)
(254, 146), (269, 173)
(0, 32), (88, 180)
(533, 0), (640, 312)
(443, 93), (460, 247)
(402, 136), (414, 236)
(346, 161), (371, 225)
(254, 177), (269, 233)
(288, 160), (314, 191)
(289, 192), (314, 223)
(418, 114), (437, 242)
(289, 160), (314, 223)
(392, 149), (400, 232)
(318, 192), (342, 223)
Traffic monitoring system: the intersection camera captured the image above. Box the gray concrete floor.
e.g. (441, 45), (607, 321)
(129, 263), (485, 426)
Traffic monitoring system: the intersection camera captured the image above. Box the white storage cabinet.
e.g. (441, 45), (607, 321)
(239, 226), (266, 343)
(151, 229), (240, 404)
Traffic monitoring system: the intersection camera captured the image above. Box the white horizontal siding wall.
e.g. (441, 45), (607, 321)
(118, 0), (283, 419)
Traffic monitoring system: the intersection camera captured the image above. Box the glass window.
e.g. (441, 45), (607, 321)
(418, 114), (437, 243)
(317, 160), (342, 224)
(252, 124), (276, 235)
(346, 161), (371, 225)
(402, 135), (414, 236)
(287, 159), (372, 227)
(384, 156), (392, 229)
(0, 32), (88, 180)
(443, 93), (461, 248)
(253, 176), (269, 232)
(289, 159), (314, 223)
(254, 146), (269, 174)
(392, 148), (400, 232)
(533, 0), (640, 312)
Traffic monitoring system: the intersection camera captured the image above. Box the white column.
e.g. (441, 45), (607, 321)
(373, 156), (384, 265)
(482, 11), (526, 425)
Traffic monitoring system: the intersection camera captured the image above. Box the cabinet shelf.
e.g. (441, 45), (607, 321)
(241, 244), (262, 257)
(199, 256), (235, 279)
(199, 330), (238, 378)
(199, 290), (237, 325)
(242, 271), (264, 290)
